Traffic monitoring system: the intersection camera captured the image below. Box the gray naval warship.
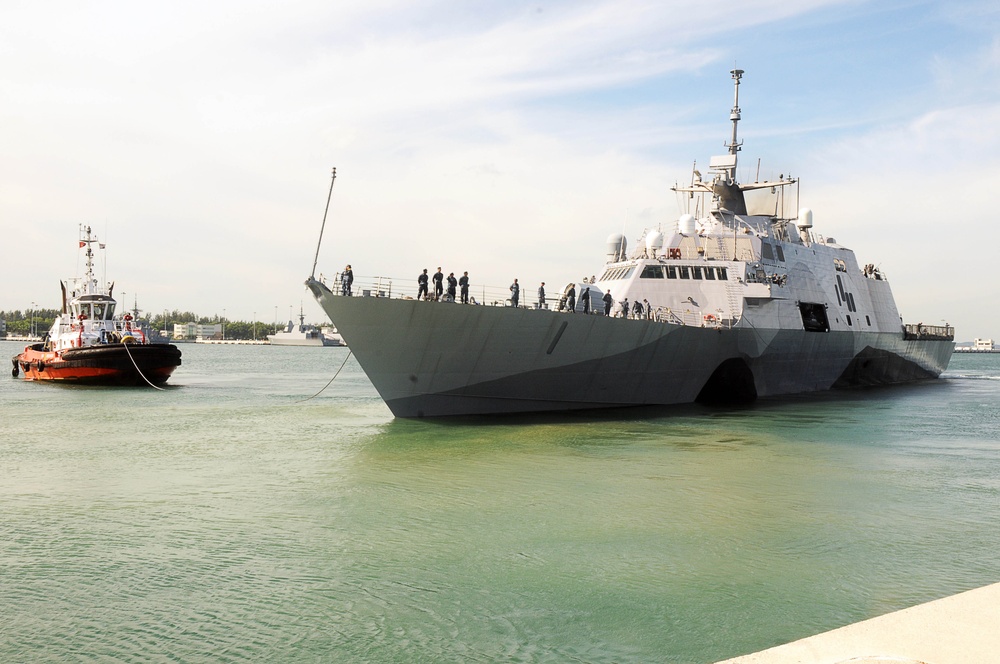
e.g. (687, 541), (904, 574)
(306, 70), (954, 418)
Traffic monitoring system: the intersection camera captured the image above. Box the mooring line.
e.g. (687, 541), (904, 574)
(295, 349), (353, 404)
(122, 342), (166, 391)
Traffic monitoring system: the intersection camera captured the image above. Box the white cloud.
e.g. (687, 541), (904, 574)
(2, 0), (997, 343)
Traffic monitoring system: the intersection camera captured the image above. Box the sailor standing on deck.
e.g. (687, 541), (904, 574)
(581, 287), (590, 314)
(417, 269), (429, 300)
(510, 279), (520, 308)
(459, 271), (470, 304)
(446, 273), (458, 302)
(603, 291), (613, 316)
(432, 268), (444, 300)
(566, 285), (576, 313)
(341, 265), (353, 296)
(537, 282), (546, 309)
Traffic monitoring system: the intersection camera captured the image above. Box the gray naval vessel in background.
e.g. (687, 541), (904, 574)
(306, 70), (954, 418)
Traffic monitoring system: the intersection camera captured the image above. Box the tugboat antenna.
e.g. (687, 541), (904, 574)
(310, 167), (338, 280)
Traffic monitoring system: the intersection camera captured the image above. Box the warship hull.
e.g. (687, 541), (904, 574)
(307, 280), (953, 418)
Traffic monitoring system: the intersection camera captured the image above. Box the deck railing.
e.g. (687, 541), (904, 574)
(321, 273), (739, 329)
(903, 323), (954, 341)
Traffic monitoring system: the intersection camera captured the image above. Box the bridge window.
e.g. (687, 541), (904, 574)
(717, 267), (728, 280)
(705, 268), (716, 280)
(666, 266), (677, 279)
(679, 266), (690, 279)
(692, 266), (703, 280)
(640, 265), (664, 279)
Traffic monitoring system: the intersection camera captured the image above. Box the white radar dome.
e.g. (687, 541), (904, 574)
(606, 233), (627, 261)
(797, 208), (814, 229)
(645, 230), (664, 256)
(678, 214), (696, 236)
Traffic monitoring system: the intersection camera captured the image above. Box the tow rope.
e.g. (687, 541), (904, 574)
(122, 341), (166, 391)
(295, 349), (353, 404)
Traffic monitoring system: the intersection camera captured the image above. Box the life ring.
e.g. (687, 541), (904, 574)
(703, 314), (717, 323)
(121, 335), (136, 344)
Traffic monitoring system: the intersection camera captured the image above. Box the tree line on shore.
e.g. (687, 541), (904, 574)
(0, 309), (312, 340)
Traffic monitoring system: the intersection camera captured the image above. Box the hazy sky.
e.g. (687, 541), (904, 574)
(2, 0), (998, 338)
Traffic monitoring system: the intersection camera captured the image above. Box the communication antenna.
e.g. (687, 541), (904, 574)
(725, 68), (744, 181)
(310, 167), (338, 280)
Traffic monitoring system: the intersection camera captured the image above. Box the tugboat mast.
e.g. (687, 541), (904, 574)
(79, 224), (99, 294)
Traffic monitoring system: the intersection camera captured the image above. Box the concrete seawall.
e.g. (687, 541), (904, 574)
(718, 581), (1000, 664)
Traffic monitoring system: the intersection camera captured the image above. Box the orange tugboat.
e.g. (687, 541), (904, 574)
(11, 225), (182, 386)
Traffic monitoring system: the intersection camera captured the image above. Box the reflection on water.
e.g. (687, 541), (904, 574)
(2, 341), (999, 663)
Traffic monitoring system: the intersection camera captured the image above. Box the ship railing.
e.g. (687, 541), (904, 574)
(325, 273), (741, 328)
(653, 307), (736, 329)
(326, 273), (558, 309)
(903, 323), (954, 341)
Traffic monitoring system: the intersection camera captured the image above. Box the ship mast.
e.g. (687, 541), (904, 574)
(80, 224), (98, 294)
(725, 68), (743, 182)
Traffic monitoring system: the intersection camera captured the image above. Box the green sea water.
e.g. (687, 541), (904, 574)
(2, 339), (999, 663)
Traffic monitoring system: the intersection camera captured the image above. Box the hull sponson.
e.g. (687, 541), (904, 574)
(308, 281), (952, 418)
